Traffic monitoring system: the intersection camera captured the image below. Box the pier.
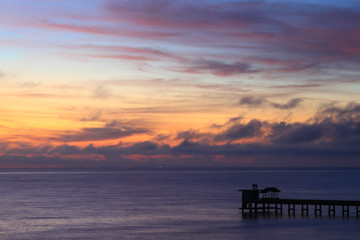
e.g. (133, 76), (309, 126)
(239, 184), (360, 217)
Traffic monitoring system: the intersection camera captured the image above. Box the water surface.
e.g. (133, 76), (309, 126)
(0, 168), (358, 239)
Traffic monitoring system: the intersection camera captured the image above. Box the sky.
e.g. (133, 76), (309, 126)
(0, 0), (359, 168)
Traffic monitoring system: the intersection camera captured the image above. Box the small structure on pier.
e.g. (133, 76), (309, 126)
(239, 184), (280, 208)
(261, 187), (280, 199)
(239, 184), (360, 217)
(239, 184), (260, 208)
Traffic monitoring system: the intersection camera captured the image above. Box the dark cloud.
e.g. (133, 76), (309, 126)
(48, 144), (81, 155)
(176, 129), (200, 140)
(239, 97), (303, 109)
(215, 119), (263, 141)
(212, 116), (244, 129)
(5, 145), (52, 156)
(217, 102), (360, 146)
(269, 122), (324, 144)
(176, 129), (213, 142)
(269, 103), (360, 145)
(184, 60), (256, 76)
(271, 98), (303, 109)
(239, 96), (266, 107)
(152, 134), (171, 142)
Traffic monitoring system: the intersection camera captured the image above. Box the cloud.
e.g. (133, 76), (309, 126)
(269, 103), (360, 145)
(239, 96), (266, 107)
(269, 122), (324, 144)
(20, 81), (42, 88)
(6, 0), (359, 80)
(81, 109), (103, 121)
(51, 121), (149, 142)
(93, 86), (110, 99)
(176, 129), (213, 141)
(2, 102), (359, 167)
(271, 98), (303, 109)
(200, 102), (360, 148)
(268, 83), (323, 89)
(215, 119), (264, 141)
(103, 0), (360, 57)
(153, 133), (171, 142)
(86, 54), (157, 61)
(39, 19), (180, 40)
(2, 101), (360, 167)
(62, 44), (183, 62)
(105, 0), (250, 30)
(317, 102), (360, 122)
(176, 129), (202, 140)
(239, 97), (303, 109)
(183, 60), (256, 76)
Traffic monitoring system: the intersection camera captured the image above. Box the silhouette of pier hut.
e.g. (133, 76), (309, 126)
(239, 184), (360, 217)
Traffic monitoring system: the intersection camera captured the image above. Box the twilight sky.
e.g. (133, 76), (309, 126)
(1, 0), (359, 168)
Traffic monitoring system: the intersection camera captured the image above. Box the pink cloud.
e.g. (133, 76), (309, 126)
(38, 20), (180, 40)
(62, 44), (184, 62)
(86, 54), (157, 61)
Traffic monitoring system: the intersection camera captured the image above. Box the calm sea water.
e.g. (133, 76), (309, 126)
(0, 168), (359, 240)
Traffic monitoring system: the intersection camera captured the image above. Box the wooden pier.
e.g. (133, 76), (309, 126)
(239, 185), (360, 217)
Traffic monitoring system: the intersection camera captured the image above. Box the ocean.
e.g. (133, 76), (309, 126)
(0, 168), (359, 239)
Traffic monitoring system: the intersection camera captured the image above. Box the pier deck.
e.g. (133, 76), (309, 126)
(241, 198), (360, 216)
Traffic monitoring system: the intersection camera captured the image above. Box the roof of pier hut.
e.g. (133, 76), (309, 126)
(260, 187), (280, 193)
